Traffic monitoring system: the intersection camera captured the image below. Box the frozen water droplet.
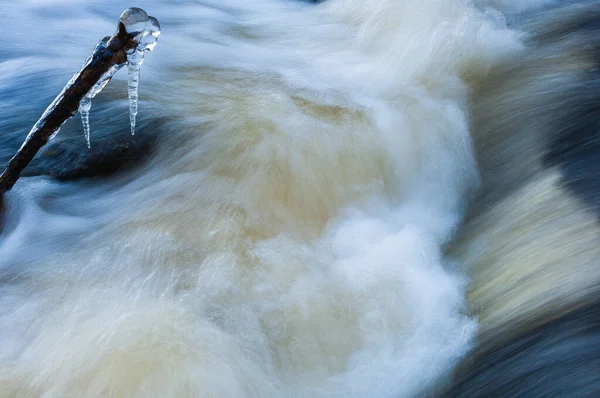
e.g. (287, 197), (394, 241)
(142, 17), (161, 49)
(79, 96), (92, 148)
(138, 18), (161, 52)
(127, 49), (144, 136)
(147, 16), (161, 35)
(119, 8), (149, 37)
(138, 34), (159, 52)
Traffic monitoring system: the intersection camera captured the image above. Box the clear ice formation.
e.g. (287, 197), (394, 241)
(79, 97), (92, 148)
(27, 70), (80, 148)
(127, 50), (143, 136)
(48, 128), (61, 141)
(120, 8), (161, 136)
(77, 55), (124, 148)
(73, 8), (160, 146)
(21, 8), (160, 152)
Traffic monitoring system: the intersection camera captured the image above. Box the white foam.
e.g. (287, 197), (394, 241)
(0, 0), (529, 396)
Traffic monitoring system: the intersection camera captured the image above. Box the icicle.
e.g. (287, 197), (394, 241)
(30, 9), (161, 148)
(120, 8), (161, 136)
(127, 49), (144, 136)
(22, 37), (114, 147)
(78, 97), (92, 148)
(75, 63), (124, 147)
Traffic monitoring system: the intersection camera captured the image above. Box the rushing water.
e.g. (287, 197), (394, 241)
(0, 0), (555, 397)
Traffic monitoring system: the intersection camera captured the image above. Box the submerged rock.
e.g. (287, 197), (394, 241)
(21, 88), (163, 180)
(24, 129), (156, 180)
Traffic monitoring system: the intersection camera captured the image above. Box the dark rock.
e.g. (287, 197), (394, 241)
(441, 302), (600, 398)
(2, 82), (163, 181)
(23, 108), (160, 180)
(24, 131), (155, 180)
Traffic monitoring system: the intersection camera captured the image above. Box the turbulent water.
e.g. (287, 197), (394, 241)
(0, 0), (556, 397)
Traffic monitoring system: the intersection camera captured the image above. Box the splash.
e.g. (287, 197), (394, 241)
(0, 0), (533, 396)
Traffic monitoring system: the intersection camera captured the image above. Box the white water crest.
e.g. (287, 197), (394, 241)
(0, 0), (535, 396)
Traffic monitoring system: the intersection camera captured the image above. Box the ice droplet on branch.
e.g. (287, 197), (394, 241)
(119, 8), (149, 37)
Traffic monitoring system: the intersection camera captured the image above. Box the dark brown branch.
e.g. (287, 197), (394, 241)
(0, 21), (139, 194)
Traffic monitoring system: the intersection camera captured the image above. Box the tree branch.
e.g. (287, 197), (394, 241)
(0, 9), (155, 195)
